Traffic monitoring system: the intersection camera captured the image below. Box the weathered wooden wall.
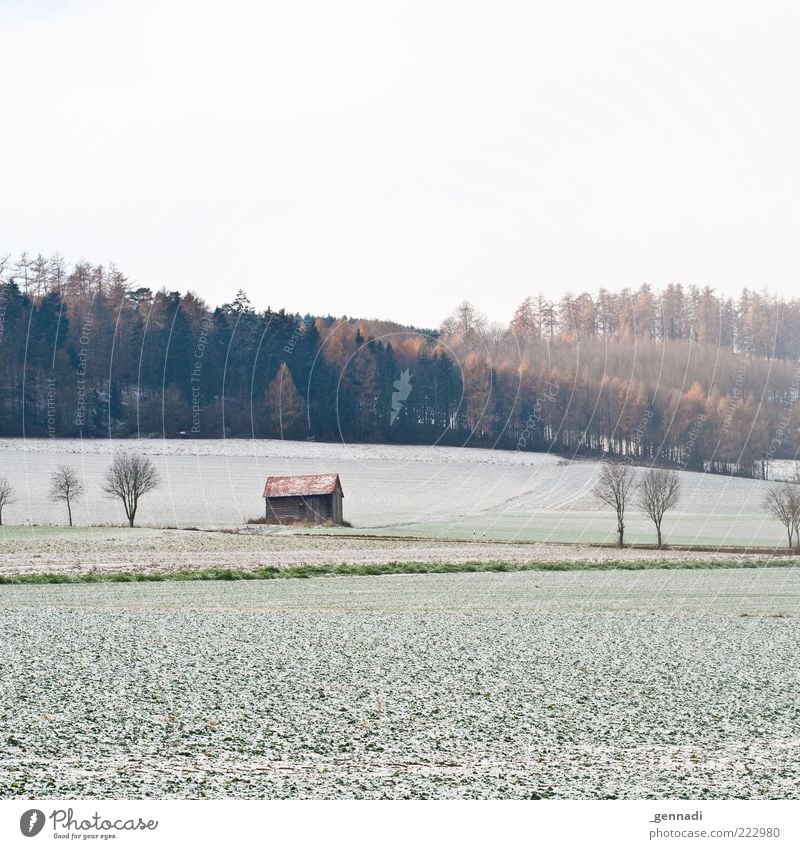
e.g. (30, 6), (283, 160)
(265, 494), (339, 523)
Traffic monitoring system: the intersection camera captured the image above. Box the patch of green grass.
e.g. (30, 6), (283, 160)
(0, 557), (794, 586)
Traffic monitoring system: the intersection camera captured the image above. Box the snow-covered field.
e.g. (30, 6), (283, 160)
(1, 568), (797, 799)
(0, 437), (794, 547)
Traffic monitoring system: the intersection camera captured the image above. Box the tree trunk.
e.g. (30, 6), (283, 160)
(656, 523), (662, 549)
(67, 499), (72, 527)
(618, 521), (624, 547)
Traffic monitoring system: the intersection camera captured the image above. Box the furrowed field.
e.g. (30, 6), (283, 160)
(1, 568), (798, 799)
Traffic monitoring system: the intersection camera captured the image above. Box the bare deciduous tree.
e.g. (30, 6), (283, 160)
(49, 465), (85, 527)
(762, 483), (800, 549)
(592, 461), (636, 547)
(0, 476), (16, 526)
(637, 468), (682, 548)
(103, 452), (160, 528)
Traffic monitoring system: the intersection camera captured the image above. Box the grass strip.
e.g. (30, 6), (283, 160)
(0, 557), (795, 585)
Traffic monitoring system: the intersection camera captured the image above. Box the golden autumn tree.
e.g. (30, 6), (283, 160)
(264, 363), (306, 438)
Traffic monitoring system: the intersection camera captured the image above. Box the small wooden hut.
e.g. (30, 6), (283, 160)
(262, 473), (344, 525)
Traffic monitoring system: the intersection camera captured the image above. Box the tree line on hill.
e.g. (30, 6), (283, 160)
(1, 252), (800, 478)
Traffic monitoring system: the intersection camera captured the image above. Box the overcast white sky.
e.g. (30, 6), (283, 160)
(1, 0), (799, 326)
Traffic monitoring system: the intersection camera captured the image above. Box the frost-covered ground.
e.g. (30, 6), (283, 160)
(0, 437), (793, 547)
(1, 568), (798, 799)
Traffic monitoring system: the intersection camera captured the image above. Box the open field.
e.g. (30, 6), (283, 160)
(1, 568), (798, 799)
(1, 437), (798, 550)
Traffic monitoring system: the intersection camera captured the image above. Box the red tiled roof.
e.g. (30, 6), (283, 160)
(263, 474), (342, 498)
